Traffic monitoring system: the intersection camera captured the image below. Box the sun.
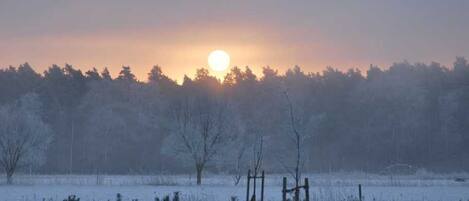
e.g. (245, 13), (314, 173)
(208, 50), (230, 71)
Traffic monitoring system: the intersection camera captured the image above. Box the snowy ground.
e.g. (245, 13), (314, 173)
(0, 174), (468, 201)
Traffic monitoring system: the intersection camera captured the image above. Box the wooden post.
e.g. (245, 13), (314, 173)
(261, 171), (265, 201)
(358, 184), (362, 201)
(253, 171), (257, 201)
(304, 178), (310, 201)
(294, 185), (299, 201)
(282, 177), (287, 201)
(246, 170), (250, 201)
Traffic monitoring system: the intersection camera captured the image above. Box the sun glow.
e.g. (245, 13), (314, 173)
(208, 50), (230, 71)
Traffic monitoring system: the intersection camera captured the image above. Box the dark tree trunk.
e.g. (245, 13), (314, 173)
(6, 171), (13, 185)
(196, 165), (203, 185)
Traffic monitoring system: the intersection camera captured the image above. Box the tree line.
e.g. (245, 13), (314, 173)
(1, 58), (468, 184)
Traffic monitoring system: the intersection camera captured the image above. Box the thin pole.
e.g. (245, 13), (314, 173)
(246, 170), (250, 201)
(261, 171), (265, 201)
(295, 186), (299, 201)
(282, 177), (287, 201)
(304, 178), (310, 201)
(358, 184), (362, 201)
(253, 171), (257, 201)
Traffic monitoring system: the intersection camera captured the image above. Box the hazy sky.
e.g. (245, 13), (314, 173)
(1, 0), (469, 81)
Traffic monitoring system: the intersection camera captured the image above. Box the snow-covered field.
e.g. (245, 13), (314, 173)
(1, 174), (468, 201)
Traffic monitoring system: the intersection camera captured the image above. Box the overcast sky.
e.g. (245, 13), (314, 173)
(1, 0), (468, 81)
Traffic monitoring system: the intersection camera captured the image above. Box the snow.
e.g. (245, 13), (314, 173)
(0, 175), (468, 201)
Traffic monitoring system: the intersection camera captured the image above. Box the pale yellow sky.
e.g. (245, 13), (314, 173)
(1, 24), (356, 81)
(1, 1), (468, 81)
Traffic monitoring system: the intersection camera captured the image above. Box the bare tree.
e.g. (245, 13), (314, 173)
(278, 87), (321, 200)
(228, 132), (263, 185)
(167, 96), (234, 185)
(230, 139), (247, 185)
(164, 73), (236, 185)
(250, 135), (264, 176)
(284, 90), (302, 189)
(0, 94), (52, 184)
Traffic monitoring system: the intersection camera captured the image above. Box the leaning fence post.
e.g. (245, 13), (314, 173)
(304, 178), (310, 201)
(246, 170), (250, 201)
(282, 177), (287, 201)
(261, 171), (265, 201)
(358, 184), (362, 201)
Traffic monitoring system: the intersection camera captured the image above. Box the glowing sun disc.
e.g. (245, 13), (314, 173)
(208, 50), (230, 71)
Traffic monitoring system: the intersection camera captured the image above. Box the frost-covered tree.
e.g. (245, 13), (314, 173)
(79, 75), (159, 173)
(163, 69), (237, 185)
(0, 94), (52, 184)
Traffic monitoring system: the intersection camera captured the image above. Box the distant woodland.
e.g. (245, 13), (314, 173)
(1, 58), (469, 176)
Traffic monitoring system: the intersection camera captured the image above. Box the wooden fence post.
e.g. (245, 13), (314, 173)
(282, 177), (287, 201)
(294, 185), (299, 201)
(253, 171), (257, 201)
(358, 184), (362, 201)
(261, 171), (265, 201)
(246, 170), (250, 201)
(304, 178), (310, 201)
